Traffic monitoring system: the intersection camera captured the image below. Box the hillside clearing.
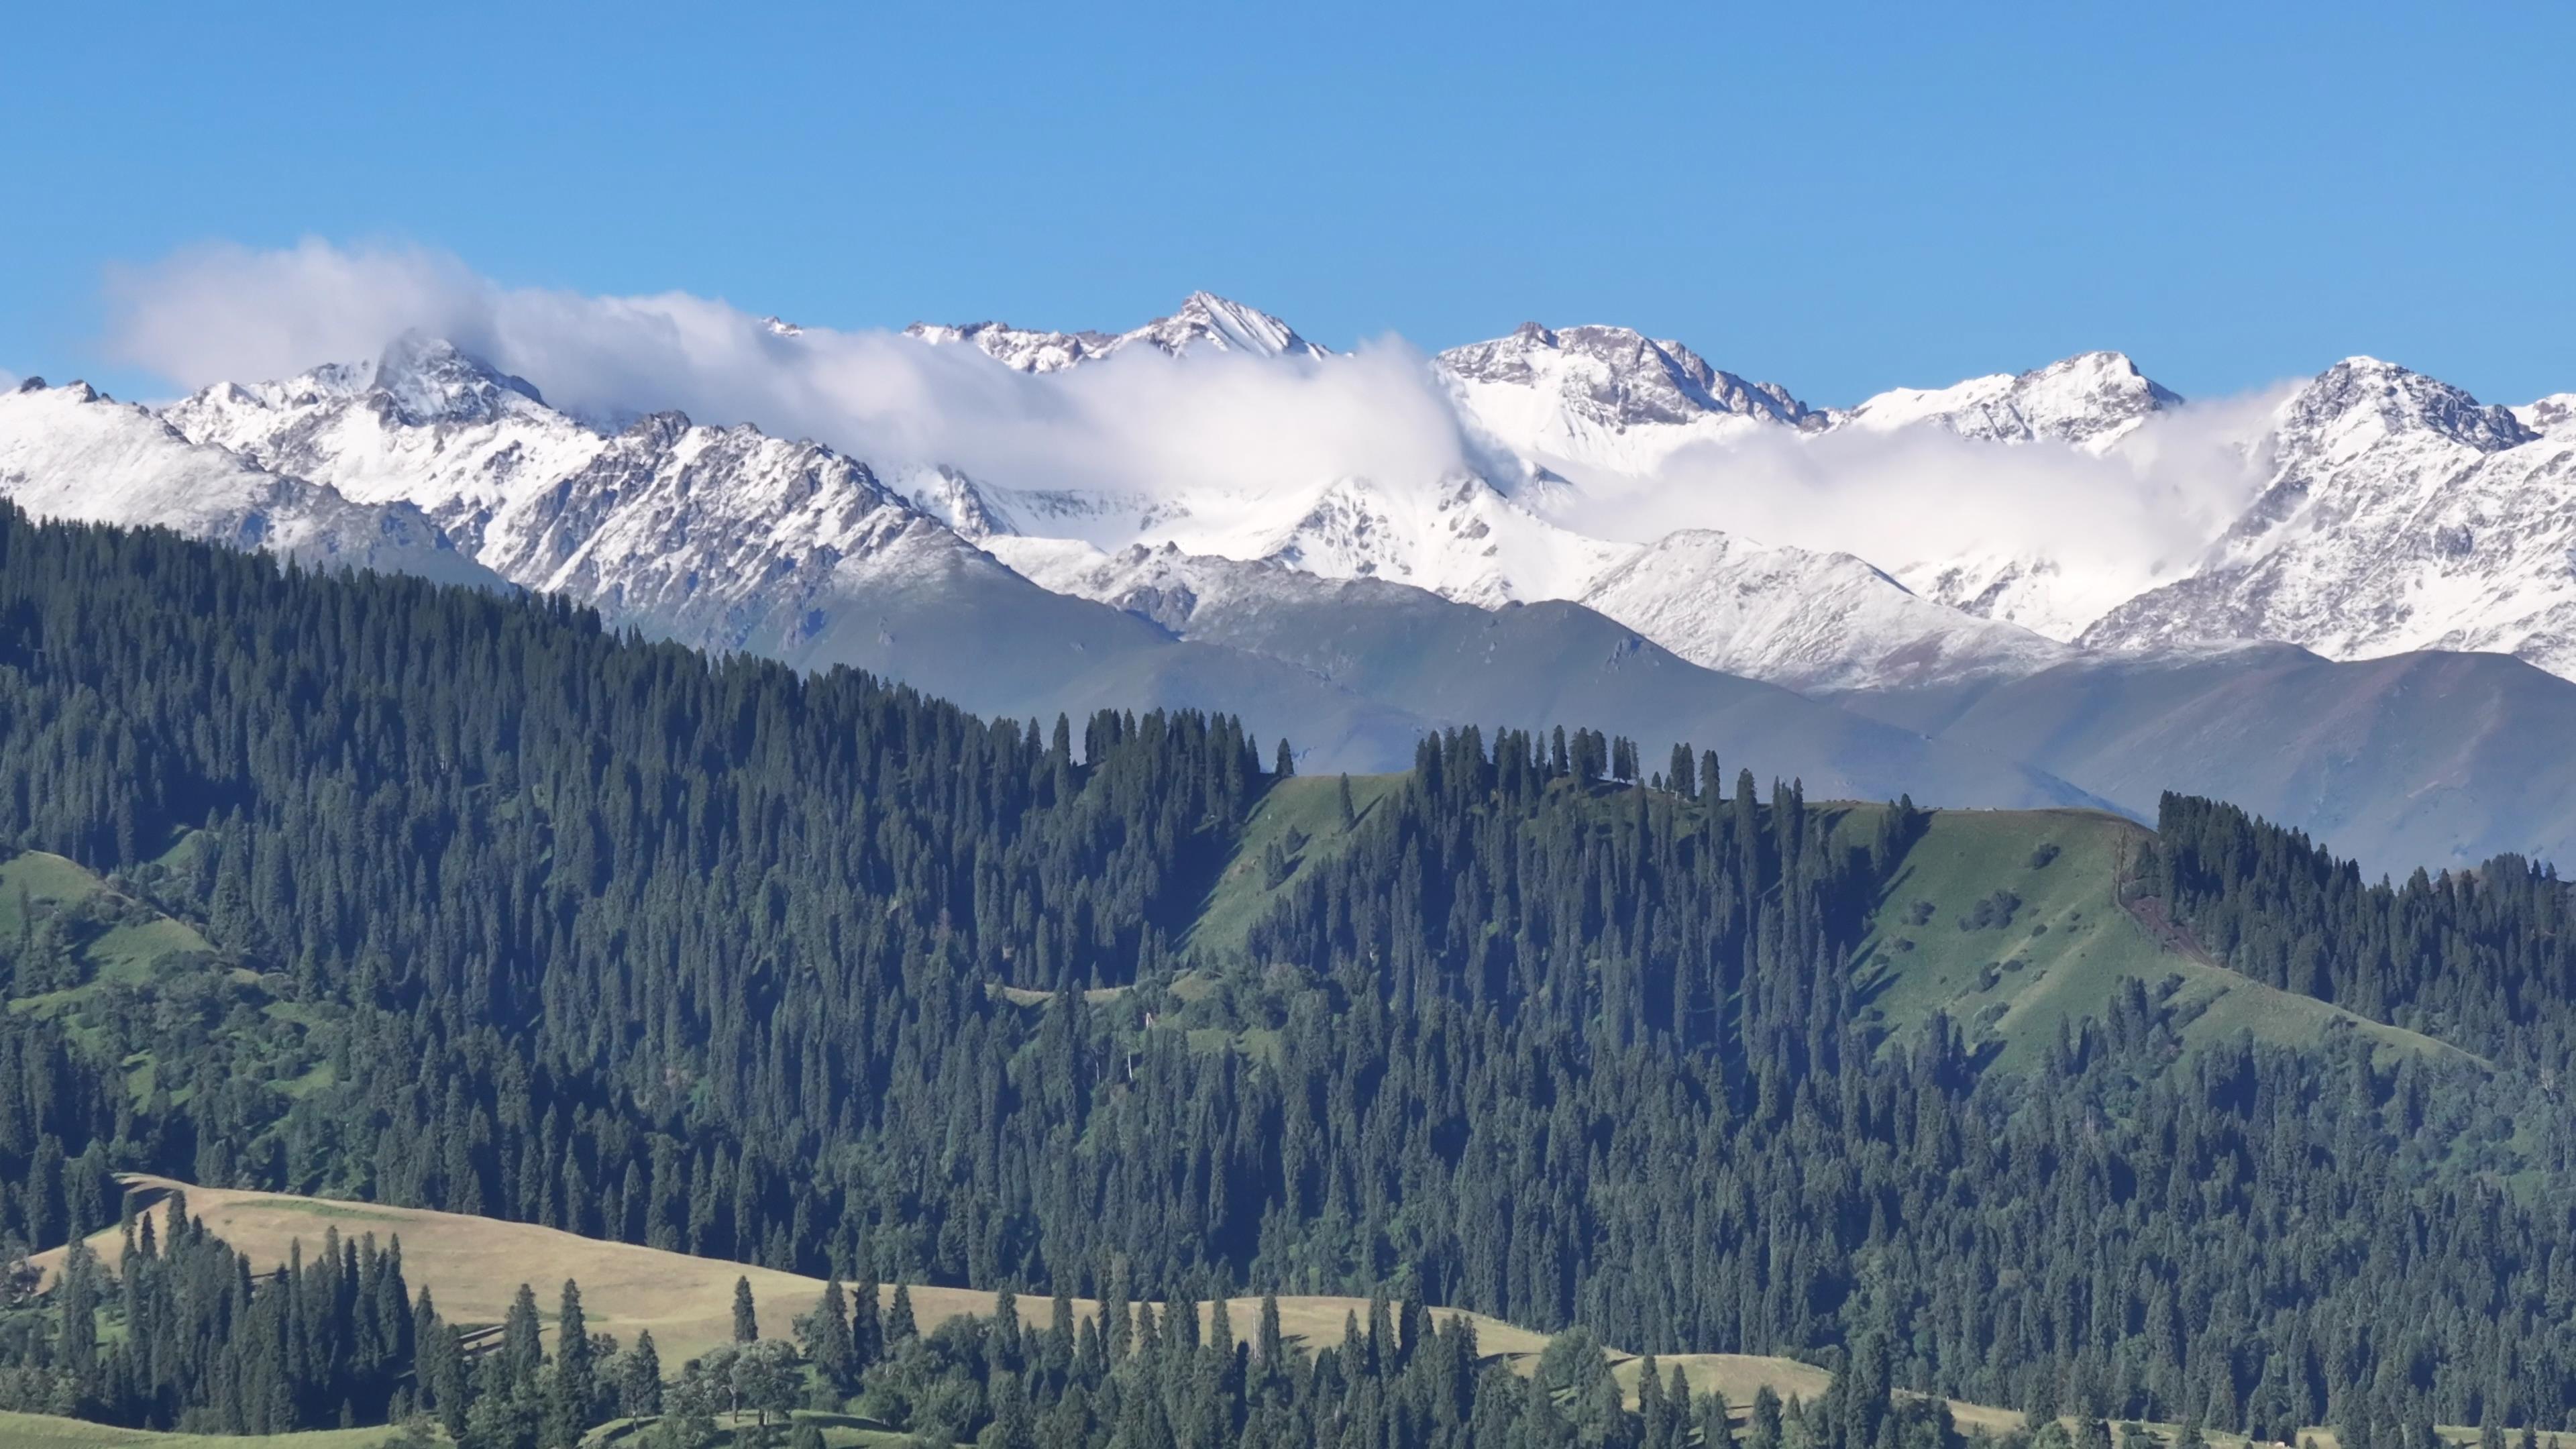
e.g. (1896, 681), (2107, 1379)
(1837, 807), (2467, 1071)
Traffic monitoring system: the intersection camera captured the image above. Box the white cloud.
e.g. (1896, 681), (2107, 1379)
(1554, 389), (2288, 578)
(104, 239), (1479, 513)
(101, 239), (2290, 614)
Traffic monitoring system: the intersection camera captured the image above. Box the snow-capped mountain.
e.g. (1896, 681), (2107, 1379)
(164, 336), (1069, 651)
(166, 335), (604, 548)
(1577, 530), (2078, 691)
(0, 376), (498, 590)
(888, 303), (2092, 684)
(1836, 351), (2184, 450)
(1426, 325), (2209, 655)
(902, 291), (1327, 374)
(2082, 358), (2576, 676)
(899, 321), (1116, 374)
(928, 462), (1628, 610)
(1437, 323), (1821, 481)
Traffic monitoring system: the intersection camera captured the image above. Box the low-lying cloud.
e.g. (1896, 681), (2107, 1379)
(104, 238), (2288, 600)
(1549, 391), (2286, 582)
(106, 239), (1477, 513)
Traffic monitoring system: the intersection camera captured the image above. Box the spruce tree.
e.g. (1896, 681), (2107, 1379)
(547, 1279), (594, 1448)
(887, 1282), (917, 1344)
(622, 1330), (663, 1418)
(502, 1283), (545, 1396)
(805, 1279), (855, 1391)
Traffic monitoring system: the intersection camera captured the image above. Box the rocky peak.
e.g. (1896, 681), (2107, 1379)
(1437, 323), (1815, 430)
(1839, 350), (2182, 448)
(1112, 292), (1327, 362)
(2275, 357), (2536, 457)
(366, 334), (549, 427)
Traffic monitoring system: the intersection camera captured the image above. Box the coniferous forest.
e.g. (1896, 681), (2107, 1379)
(2, 504), (2575, 1446)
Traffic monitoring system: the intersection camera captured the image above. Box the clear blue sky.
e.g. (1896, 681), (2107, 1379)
(6, 1), (2570, 407)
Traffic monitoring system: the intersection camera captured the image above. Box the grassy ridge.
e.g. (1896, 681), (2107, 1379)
(1837, 807), (2466, 1071)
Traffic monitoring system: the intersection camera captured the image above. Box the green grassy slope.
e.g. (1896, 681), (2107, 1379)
(0, 848), (218, 1003)
(1838, 806), (2469, 1071)
(0, 847), (331, 1108)
(1183, 771), (1404, 959)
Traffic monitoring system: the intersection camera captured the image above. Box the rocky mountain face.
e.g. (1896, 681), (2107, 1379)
(2082, 358), (2576, 677)
(1833, 350), (2184, 449)
(1436, 323), (1821, 480)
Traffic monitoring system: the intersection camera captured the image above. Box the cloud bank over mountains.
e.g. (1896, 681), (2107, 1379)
(106, 240), (1480, 519)
(103, 239), (2285, 594)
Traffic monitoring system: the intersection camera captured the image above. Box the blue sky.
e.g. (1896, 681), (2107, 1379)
(5, 1), (2570, 407)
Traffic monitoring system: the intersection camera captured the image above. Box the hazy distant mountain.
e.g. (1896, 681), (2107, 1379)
(1004, 541), (2104, 807)
(1836, 643), (2576, 875)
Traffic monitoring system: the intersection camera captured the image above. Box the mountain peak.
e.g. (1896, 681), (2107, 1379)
(1438, 322), (1815, 431)
(368, 333), (547, 427)
(1841, 350), (2181, 449)
(1120, 293), (1326, 362)
(2284, 356), (2534, 453)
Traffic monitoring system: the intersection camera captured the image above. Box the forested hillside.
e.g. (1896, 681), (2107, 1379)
(1, 504), (2573, 1446)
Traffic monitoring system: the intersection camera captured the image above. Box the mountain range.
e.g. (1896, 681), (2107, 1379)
(5, 292), (2572, 873)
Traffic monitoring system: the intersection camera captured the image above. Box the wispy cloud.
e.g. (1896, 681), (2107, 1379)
(1550, 389), (2288, 580)
(103, 238), (2290, 602)
(105, 239), (1479, 511)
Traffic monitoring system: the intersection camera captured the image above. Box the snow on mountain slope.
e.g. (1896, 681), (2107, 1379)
(144, 337), (1446, 761)
(952, 466), (1627, 608)
(1245, 472), (1630, 607)
(1579, 530), (2078, 691)
(2080, 358), (2576, 674)
(2517, 393), (2576, 434)
(160, 337), (1020, 646)
(1836, 351), (2184, 450)
(1894, 549), (2171, 645)
(1432, 326), (2205, 646)
(891, 305), (2113, 678)
(1437, 322), (1819, 481)
(164, 335), (607, 548)
(1117, 291), (1326, 361)
(0, 378), (499, 589)
(903, 291), (1327, 374)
